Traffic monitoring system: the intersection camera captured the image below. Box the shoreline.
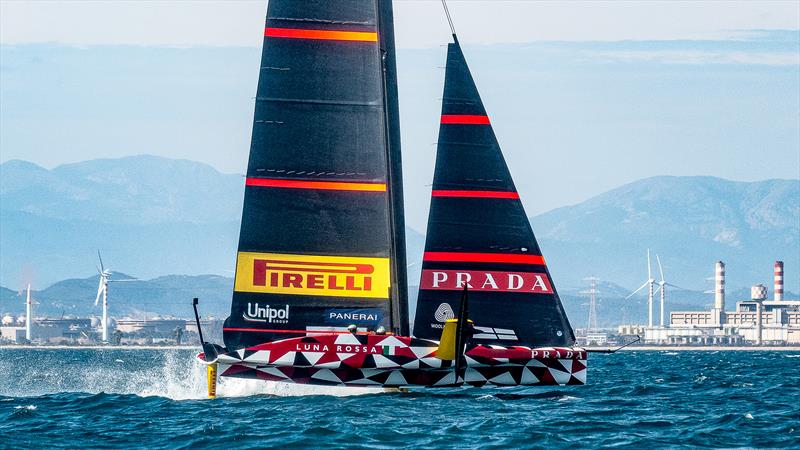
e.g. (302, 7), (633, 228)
(1, 345), (799, 351)
(608, 346), (800, 352)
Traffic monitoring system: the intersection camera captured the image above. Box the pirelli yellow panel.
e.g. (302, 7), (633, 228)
(234, 252), (391, 299)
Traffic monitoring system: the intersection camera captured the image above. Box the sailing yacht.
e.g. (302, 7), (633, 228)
(196, 0), (586, 391)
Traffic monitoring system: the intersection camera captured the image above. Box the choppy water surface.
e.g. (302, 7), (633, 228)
(1, 349), (798, 448)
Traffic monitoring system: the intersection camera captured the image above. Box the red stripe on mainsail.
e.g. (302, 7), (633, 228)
(432, 190), (519, 199)
(440, 115), (491, 125)
(423, 252), (546, 265)
(246, 178), (386, 192)
(264, 27), (378, 42)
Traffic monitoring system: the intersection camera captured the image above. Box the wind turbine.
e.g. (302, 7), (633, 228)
(626, 249), (656, 328)
(653, 255), (686, 328)
(94, 251), (136, 343)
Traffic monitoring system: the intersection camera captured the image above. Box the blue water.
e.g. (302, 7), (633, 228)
(1, 349), (798, 449)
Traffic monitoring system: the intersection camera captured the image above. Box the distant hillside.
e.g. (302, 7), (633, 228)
(1, 156), (243, 225)
(532, 176), (799, 292)
(0, 156), (431, 289)
(1, 156), (242, 287)
(0, 274), (232, 319)
(2, 157), (797, 295)
(4, 273), (794, 326)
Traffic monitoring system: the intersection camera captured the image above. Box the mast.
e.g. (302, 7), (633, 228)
(102, 278), (108, 343)
(377, 0), (408, 336)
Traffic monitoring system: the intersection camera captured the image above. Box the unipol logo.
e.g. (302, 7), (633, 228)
(421, 270), (553, 293)
(234, 252), (390, 299)
(243, 303), (290, 324)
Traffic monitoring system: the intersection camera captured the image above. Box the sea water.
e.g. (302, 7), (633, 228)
(0, 349), (798, 448)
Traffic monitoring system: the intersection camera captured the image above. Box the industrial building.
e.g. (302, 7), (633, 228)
(621, 261), (800, 345)
(0, 313), (222, 345)
(0, 316), (94, 344)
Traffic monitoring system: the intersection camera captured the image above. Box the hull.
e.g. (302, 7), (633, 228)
(207, 333), (586, 388)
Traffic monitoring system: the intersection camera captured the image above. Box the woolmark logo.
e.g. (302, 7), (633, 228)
(243, 303), (290, 324)
(234, 252), (390, 299)
(429, 303), (455, 330)
(434, 303), (455, 322)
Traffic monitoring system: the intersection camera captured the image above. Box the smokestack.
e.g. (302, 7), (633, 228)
(714, 261), (725, 311)
(774, 261), (784, 301)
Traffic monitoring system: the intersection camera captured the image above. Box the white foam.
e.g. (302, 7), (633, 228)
(14, 405), (37, 410)
(1, 349), (207, 400)
(694, 375), (708, 383)
(0, 349), (394, 400)
(217, 377), (390, 398)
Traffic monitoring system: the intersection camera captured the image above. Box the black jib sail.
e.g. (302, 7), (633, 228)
(223, 0), (407, 350)
(412, 37), (575, 348)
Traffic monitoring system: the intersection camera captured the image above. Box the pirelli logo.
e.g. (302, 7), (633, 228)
(234, 252), (390, 298)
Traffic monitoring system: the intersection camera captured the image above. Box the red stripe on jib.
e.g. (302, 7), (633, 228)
(264, 27), (378, 42)
(432, 190), (519, 199)
(423, 252), (546, 265)
(440, 115), (491, 125)
(246, 178), (386, 192)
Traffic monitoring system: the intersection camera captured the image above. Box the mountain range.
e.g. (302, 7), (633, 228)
(532, 175), (799, 292)
(2, 272), (793, 330)
(2, 155), (798, 322)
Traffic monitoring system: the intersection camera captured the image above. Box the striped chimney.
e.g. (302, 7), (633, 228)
(774, 261), (784, 301)
(714, 261), (725, 310)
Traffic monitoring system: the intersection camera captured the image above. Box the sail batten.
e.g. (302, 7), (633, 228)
(413, 39), (575, 348)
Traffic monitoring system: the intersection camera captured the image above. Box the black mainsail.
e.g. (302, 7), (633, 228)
(223, 0), (407, 350)
(412, 37), (575, 348)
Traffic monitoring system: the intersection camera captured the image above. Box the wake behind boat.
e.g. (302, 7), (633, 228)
(194, 0), (586, 394)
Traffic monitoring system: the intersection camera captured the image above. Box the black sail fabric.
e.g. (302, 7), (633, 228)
(223, 0), (407, 350)
(412, 39), (575, 348)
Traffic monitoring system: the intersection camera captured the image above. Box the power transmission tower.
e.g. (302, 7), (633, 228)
(581, 277), (600, 331)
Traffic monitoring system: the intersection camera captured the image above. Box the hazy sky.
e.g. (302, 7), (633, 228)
(1, 1), (799, 230)
(2, 1), (799, 47)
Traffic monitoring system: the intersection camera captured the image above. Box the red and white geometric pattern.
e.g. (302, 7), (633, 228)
(209, 334), (587, 388)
